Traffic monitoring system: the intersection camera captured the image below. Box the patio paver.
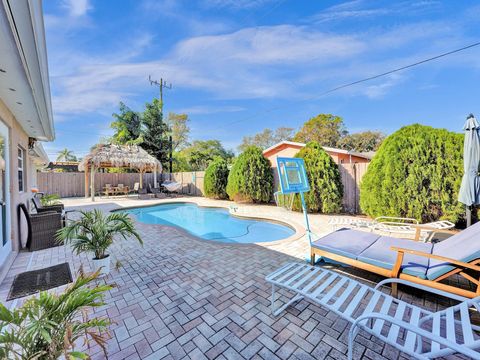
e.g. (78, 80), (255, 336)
(0, 198), (472, 359)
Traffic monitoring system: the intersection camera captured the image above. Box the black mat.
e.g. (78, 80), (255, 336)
(7, 263), (73, 300)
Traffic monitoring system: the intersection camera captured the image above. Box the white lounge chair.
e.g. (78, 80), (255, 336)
(328, 217), (373, 230)
(266, 262), (480, 360)
(328, 216), (455, 242)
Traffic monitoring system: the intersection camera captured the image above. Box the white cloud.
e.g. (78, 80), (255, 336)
(47, 12), (479, 119)
(311, 0), (441, 23)
(62, 0), (91, 17)
(362, 73), (405, 99)
(174, 25), (364, 65)
(202, 0), (276, 9)
(174, 105), (246, 115)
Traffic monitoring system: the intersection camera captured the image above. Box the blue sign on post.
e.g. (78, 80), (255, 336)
(276, 157), (313, 247)
(277, 157), (310, 194)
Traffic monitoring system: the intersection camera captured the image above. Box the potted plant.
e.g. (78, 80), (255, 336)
(40, 193), (61, 206)
(56, 210), (142, 276)
(0, 270), (112, 359)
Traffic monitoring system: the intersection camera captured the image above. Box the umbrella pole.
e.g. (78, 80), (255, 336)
(467, 205), (472, 227)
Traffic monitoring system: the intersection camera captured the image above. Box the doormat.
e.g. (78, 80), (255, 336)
(7, 263), (73, 301)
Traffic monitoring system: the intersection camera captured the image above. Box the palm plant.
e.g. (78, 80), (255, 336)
(40, 194), (61, 206)
(56, 148), (76, 162)
(56, 210), (142, 260)
(0, 270), (112, 359)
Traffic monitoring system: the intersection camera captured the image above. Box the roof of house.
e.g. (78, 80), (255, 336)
(46, 161), (79, 172)
(0, 0), (54, 141)
(262, 141), (374, 160)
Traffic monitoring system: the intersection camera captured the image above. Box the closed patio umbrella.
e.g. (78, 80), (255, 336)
(458, 114), (480, 226)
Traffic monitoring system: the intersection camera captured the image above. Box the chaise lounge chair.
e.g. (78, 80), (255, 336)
(310, 221), (480, 299)
(266, 262), (480, 359)
(328, 216), (455, 242)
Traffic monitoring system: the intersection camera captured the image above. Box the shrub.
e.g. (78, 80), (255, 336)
(226, 146), (273, 202)
(204, 157), (229, 199)
(360, 124), (464, 223)
(291, 142), (343, 213)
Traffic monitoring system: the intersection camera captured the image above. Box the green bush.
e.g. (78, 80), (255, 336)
(204, 157), (229, 199)
(360, 124), (464, 222)
(290, 142), (343, 213)
(226, 146), (273, 203)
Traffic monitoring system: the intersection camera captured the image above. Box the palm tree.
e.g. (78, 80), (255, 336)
(56, 148), (76, 162)
(56, 210), (142, 259)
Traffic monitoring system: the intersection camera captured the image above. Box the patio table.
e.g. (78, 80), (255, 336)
(103, 186), (129, 197)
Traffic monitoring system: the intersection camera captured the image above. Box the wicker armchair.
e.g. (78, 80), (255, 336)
(32, 195), (64, 214)
(19, 204), (63, 251)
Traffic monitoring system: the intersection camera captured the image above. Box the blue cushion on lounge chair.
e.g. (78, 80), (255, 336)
(357, 236), (433, 279)
(426, 221), (480, 280)
(311, 229), (381, 260)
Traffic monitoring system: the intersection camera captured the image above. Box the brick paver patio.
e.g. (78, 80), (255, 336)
(0, 198), (472, 359)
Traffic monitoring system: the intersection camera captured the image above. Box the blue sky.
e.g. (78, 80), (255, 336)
(42, 0), (480, 160)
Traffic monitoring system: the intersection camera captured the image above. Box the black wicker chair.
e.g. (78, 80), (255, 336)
(18, 204), (63, 251)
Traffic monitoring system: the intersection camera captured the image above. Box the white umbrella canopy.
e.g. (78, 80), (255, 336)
(458, 114), (480, 226)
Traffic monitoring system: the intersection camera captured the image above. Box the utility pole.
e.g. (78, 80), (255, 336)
(148, 75), (173, 173)
(148, 75), (172, 105)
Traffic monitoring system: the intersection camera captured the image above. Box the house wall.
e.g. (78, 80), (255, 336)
(265, 145), (370, 191)
(264, 144), (305, 192)
(330, 153), (370, 164)
(0, 99), (37, 271)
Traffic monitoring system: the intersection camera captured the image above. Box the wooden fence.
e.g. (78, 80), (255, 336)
(37, 171), (205, 198)
(37, 163), (368, 213)
(339, 162), (369, 214)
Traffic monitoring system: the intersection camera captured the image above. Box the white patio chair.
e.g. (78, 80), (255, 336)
(266, 262), (480, 359)
(328, 216), (455, 242)
(328, 217), (373, 230)
(370, 217), (455, 242)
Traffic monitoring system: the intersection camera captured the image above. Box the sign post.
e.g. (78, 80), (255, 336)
(276, 157), (312, 246)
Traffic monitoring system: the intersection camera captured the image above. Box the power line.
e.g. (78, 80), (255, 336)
(217, 41), (480, 130)
(317, 41), (480, 97)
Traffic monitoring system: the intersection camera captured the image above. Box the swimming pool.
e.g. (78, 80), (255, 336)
(124, 202), (295, 244)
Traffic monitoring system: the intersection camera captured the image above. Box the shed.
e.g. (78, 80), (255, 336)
(78, 144), (161, 201)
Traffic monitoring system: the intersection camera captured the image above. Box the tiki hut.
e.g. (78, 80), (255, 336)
(78, 144), (162, 201)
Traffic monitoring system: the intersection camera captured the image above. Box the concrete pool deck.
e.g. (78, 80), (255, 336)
(0, 196), (469, 359)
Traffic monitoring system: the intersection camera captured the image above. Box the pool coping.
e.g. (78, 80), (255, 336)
(112, 199), (306, 247)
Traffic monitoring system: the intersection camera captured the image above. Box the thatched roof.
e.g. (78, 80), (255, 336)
(78, 144), (161, 172)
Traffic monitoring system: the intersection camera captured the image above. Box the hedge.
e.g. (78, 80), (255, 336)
(291, 142), (343, 213)
(360, 124), (464, 223)
(203, 157), (229, 199)
(226, 146), (273, 203)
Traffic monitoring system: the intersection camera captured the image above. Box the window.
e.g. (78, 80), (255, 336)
(18, 147), (24, 192)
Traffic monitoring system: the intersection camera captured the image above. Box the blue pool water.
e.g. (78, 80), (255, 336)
(125, 203), (295, 244)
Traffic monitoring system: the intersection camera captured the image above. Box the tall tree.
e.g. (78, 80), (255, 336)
(293, 114), (347, 147)
(238, 127), (294, 152)
(182, 140), (234, 171)
(111, 102), (142, 145)
(172, 151), (192, 172)
(56, 148), (77, 162)
(167, 112), (190, 150)
(338, 131), (385, 152)
(141, 98), (171, 167)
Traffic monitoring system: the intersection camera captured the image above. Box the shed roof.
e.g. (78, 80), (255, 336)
(78, 144), (161, 172)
